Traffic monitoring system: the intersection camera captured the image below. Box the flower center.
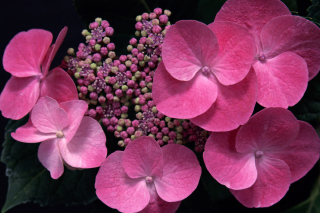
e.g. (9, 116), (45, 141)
(56, 131), (64, 138)
(201, 66), (211, 75)
(145, 176), (153, 183)
(255, 150), (264, 158)
(258, 53), (266, 61)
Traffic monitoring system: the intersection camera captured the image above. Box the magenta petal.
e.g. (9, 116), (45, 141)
(260, 15), (320, 80)
(253, 52), (308, 108)
(0, 76), (40, 120)
(267, 121), (320, 183)
(154, 144), (201, 202)
(59, 117), (107, 168)
(140, 183), (181, 213)
(59, 100), (88, 142)
(40, 67), (78, 103)
(208, 21), (256, 85)
(236, 108), (300, 153)
(203, 129), (257, 190)
(38, 138), (64, 179)
(122, 136), (163, 179)
(11, 120), (56, 143)
(215, 0), (291, 51)
(191, 68), (257, 132)
(230, 157), (291, 208)
(95, 151), (150, 213)
(31, 96), (69, 133)
(42, 27), (68, 76)
(153, 61), (218, 119)
(162, 20), (219, 81)
(3, 29), (53, 77)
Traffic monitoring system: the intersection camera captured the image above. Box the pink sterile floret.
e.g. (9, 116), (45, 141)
(95, 136), (201, 213)
(203, 107), (320, 208)
(11, 96), (107, 179)
(0, 27), (78, 120)
(215, 0), (320, 108)
(152, 20), (258, 132)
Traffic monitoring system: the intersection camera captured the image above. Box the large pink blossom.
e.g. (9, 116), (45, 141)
(1, 27), (78, 120)
(215, 0), (320, 108)
(153, 20), (257, 132)
(95, 136), (201, 213)
(11, 96), (107, 179)
(203, 107), (320, 207)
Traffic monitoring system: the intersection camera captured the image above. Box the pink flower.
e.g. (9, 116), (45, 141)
(1, 27), (78, 120)
(95, 136), (201, 213)
(215, 0), (320, 108)
(153, 20), (258, 132)
(203, 107), (320, 207)
(11, 96), (107, 179)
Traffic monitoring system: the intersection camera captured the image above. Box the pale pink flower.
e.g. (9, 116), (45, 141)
(203, 107), (320, 207)
(11, 96), (107, 179)
(1, 27), (78, 120)
(215, 0), (320, 108)
(153, 20), (258, 132)
(95, 136), (201, 213)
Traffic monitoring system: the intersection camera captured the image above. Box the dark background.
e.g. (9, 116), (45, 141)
(0, 0), (315, 213)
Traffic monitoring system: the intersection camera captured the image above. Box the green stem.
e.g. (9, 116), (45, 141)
(140, 0), (151, 13)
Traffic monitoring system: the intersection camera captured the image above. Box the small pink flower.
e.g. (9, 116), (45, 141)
(153, 20), (258, 131)
(215, 0), (320, 108)
(1, 27), (78, 120)
(11, 96), (107, 179)
(95, 136), (201, 213)
(203, 107), (320, 207)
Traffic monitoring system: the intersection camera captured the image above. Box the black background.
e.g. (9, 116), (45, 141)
(0, 0), (315, 213)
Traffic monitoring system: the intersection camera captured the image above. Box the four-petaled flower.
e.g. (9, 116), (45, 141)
(11, 96), (107, 179)
(203, 107), (320, 207)
(1, 27), (78, 120)
(95, 136), (201, 212)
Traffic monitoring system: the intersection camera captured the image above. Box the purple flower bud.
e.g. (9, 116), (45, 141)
(132, 120), (139, 127)
(89, 39), (96, 46)
(104, 86), (112, 93)
(90, 92), (98, 100)
(157, 140), (164, 146)
(131, 48), (139, 56)
(141, 13), (149, 20)
(134, 89), (141, 96)
(115, 89), (123, 97)
(101, 20), (110, 28)
(88, 109), (97, 118)
(93, 53), (101, 62)
(135, 22), (143, 30)
(90, 22), (99, 29)
(154, 8), (162, 15)
(130, 64), (138, 72)
(120, 131), (128, 139)
(107, 125), (114, 132)
(159, 120), (166, 128)
(114, 109), (122, 116)
(159, 15), (169, 24)
(127, 127), (135, 135)
(119, 55), (127, 62)
(100, 47), (108, 55)
(152, 25), (162, 34)
(80, 86), (88, 94)
(105, 27), (114, 36)
(147, 101), (154, 108)
(149, 12), (157, 19)
(106, 93), (113, 101)
(96, 106), (103, 114)
(102, 118), (110, 126)
(168, 140), (174, 144)
(110, 117), (119, 125)
(107, 43), (115, 50)
(118, 64), (126, 72)
(108, 77), (116, 84)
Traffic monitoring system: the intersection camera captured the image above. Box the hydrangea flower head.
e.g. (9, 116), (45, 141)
(153, 20), (258, 131)
(215, 0), (320, 108)
(1, 27), (78, 120)
(203, 107), (320, 207)
(95, 136), (201, 212)
(11, 96), (107, 179)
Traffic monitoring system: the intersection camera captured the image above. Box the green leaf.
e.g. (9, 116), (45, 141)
(283, 175), (320, 213)
(1, 117), (98, 213)
(308, 0), (320, 23)
(289, 73), (320, 122)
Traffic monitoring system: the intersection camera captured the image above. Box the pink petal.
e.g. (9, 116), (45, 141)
(266, 121), (320, 183)
(235, 108), (300, 153)
(42, 27), (68, 76)
(215, 0), (291, 52)
(140, 183), (181, 213)
(38, 138), (64, 179)
(40, 67), (78, 103)
(154, 144), (201, 202)
(203, 129), (257, 190)
(95, 151), (150, 213)
(122, 136), (163, 179)
(162, 20), (219, 81)
(0, 76), (40, 120)
(11, 120), (56, 143)
(31, 96), (69, 133)
(59, 116), (107, 168)
(191, 68), (257, 132)
(153, 61), (218, 119)
(3, 29), (53, 77)
(260, 15), (320, 80)
(253, 52), (308, 108)
(59, 100), (88, 142)
(230, 157), (291, 208)
(208, 21), (256, 85)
